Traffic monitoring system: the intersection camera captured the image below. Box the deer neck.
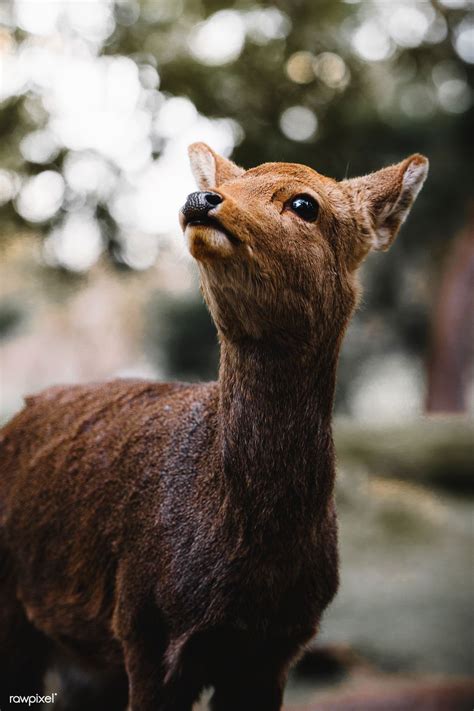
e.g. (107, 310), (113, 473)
(217, 336), (340, 527)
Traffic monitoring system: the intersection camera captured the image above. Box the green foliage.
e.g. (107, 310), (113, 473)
(2, 0), (472, 251)
(1, 0), (473, 387)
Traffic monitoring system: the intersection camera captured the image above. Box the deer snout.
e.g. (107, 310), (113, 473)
(181, 191), (223, 225)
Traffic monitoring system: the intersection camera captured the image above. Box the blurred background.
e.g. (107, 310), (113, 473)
(0, 0), (473, 708)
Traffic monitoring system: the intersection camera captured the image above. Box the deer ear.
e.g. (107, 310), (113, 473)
(188, 143), (244, 190)
(346, 154), (429, 252)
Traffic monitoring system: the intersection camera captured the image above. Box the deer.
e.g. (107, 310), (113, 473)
(0, 143), (428, 711)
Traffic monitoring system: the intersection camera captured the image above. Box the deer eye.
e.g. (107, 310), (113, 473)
(289, 194), (319, 222)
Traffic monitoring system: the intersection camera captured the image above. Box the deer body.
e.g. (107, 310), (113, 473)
(0, 145), (427, 710)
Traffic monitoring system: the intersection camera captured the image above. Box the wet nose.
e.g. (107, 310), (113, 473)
(181, 191), (223, 223)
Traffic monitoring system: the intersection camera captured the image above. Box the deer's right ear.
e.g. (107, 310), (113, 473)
(188, 143), (244, 190)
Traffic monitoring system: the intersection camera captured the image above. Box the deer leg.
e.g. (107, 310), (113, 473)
(0, 557), (52, 705)
(119, 604), (204, 711)
(156, 638), (209, 711)
(210, 674), (285, 711)
(158, 678), (205, 711)
(114, 570), (170, 711)
(54, 662), (129, 711)
(0, 612), (51, 705)
(121, 624), (169, 711)
(209, 642), (288, 711)
(123, 638), (205, 711)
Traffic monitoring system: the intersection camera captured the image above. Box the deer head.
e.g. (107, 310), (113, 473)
(180, 143), (428, 345)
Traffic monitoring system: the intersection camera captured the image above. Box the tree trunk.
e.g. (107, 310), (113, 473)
(426, 206), (474, 413)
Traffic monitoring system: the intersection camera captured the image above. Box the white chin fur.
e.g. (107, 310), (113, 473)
(185, 225), (235, 259)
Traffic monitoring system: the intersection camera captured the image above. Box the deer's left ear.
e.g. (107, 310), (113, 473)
(188, 142), (245, 190)
(345, 154), (429, 252)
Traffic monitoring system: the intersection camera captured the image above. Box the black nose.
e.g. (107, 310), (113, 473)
(181, 191), (223, 223)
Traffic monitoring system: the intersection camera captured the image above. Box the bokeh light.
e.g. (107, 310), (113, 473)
(313, 52), (350, 90)
(244, 7), (290, 44)
(63, 152), (117, 200)
(454, 19), (474, 63)
(401, 84), (436, 119)
(439, 0), (470, 8)
(280, 106), (318, 142)
(352, 20), (394, 62)
(387, 6), (430, 48)
(437, 78), (472, 113)
(286, 51), (315, 84)
(350, 354), (424, 421)
(0, 170), (20, 205)
(154, 97), (198, 139)
(20, 130), (60, 165)
(16, 171), (64, 223)
(43, 212), (103, 272)
(15, 0), (60, 36)
(188, 10), (246, 66)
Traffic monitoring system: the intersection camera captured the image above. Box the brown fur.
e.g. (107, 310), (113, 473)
(0, 144), (428, 710)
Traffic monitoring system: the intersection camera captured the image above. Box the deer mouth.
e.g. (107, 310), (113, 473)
(185, 216), (241, 246)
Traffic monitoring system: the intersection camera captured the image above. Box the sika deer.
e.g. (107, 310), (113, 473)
(0, 144), (428, 710)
